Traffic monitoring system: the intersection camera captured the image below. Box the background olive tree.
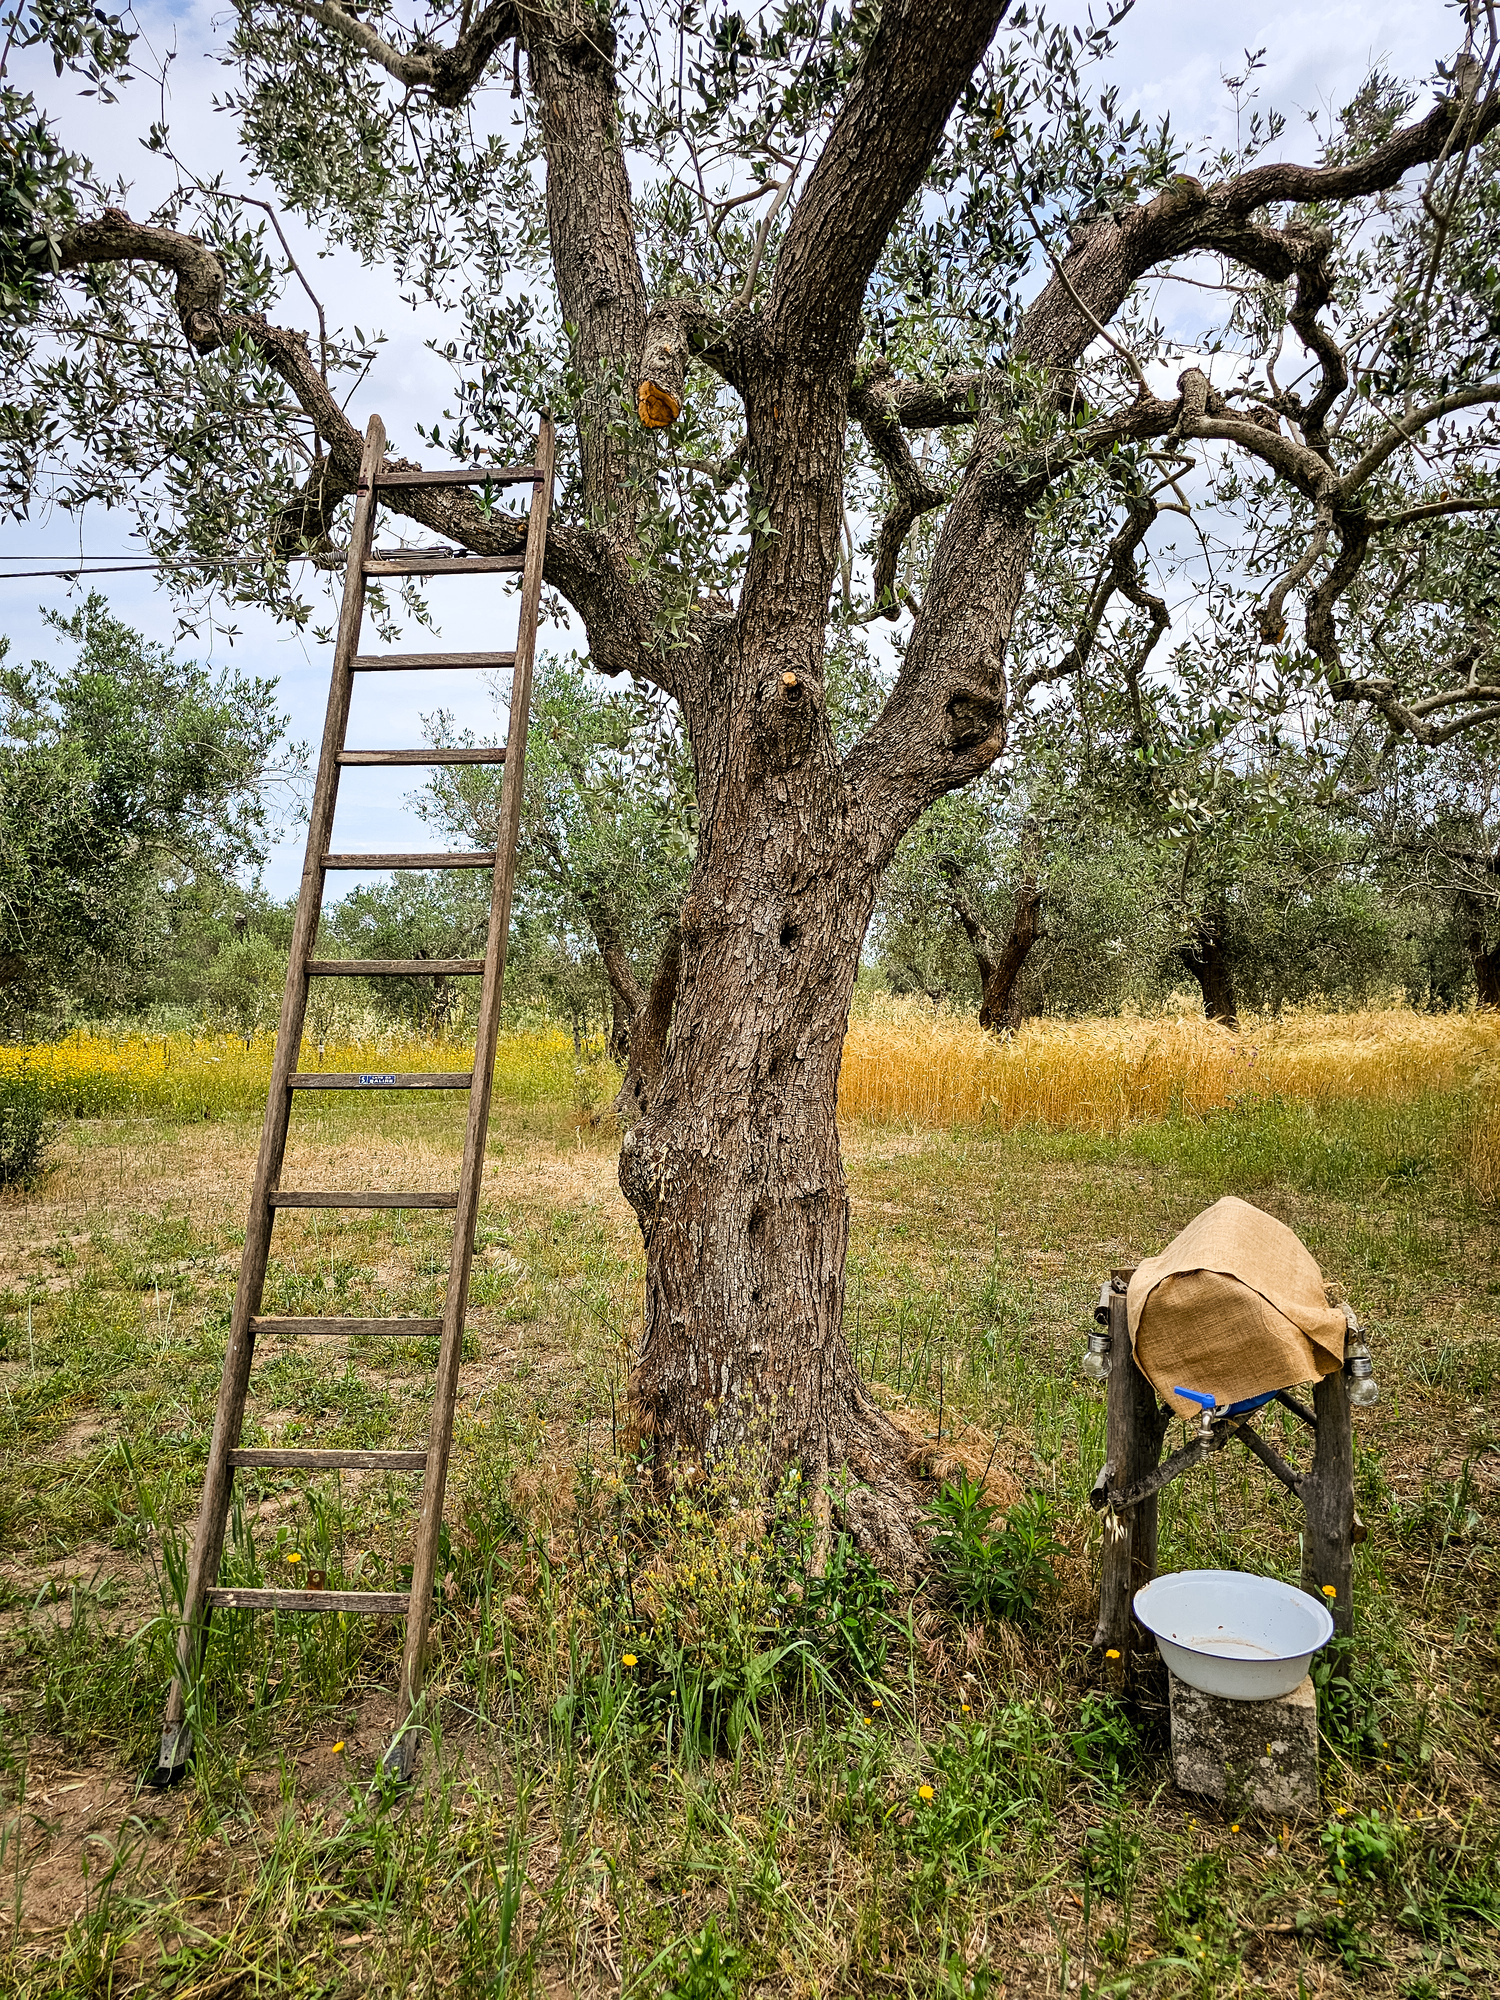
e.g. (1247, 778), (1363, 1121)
(0, 596), (294, 1029)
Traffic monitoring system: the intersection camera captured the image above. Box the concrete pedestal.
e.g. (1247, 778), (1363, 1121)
(1167, 1670), (1319, 1821)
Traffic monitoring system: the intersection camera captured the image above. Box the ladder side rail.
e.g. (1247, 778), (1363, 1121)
(159, 415), (388, 1774)
(391, 415), (555, 1761)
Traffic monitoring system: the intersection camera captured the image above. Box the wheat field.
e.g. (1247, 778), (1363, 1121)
(837, 997), (1500, 1132)
(3, 1001), (1494, 1143)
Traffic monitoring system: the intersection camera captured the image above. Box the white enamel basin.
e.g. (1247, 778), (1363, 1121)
(1133, 1569), (1335, 1700)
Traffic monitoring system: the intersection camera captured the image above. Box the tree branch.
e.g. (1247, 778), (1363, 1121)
(51, 205), (670, 693)
(766, 0), (1010, 359)
(526, 7), (649, 520)
(1014, 487), (1167, 703)
(637, 295), (746, 426)
(850, 375), (946, 616)
(840, 76), (1500, 836)
(1344, 383), (1500, 491)
(1366, 494), (1500, 530)
(272, 0), (519, 107)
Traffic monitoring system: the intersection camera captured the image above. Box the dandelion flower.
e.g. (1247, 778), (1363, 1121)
(918, 1784), (935, 1801)
(1321, 1584), (1337, 1598)
(860, 1715), (871, 1726)
(1104, 1648), (1120, 1660)
(961, 1704), (971, 1713)
(287, 1552), (302, 1565)
(1231, 1823), (1240, 1832)
(871, 1698), (882, 1708)
(622, 1654), (638, 1667)
(332, 1741), (345, 1754)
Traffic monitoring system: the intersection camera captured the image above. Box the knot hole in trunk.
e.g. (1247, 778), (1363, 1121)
(753, 667), (820, 773)
(779, 918), (800, 951)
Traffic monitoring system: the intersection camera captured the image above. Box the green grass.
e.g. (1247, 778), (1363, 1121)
(0, 1082), (1496, 1996)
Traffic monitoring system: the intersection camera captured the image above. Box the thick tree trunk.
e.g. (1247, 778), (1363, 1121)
(1463, 908), (1500, 1007)
(938, 859), (1043, 1033)
(975, 882), (1043, 1033)
(1181, 917), (1239, 1029)
(618, 708), (928, 1569)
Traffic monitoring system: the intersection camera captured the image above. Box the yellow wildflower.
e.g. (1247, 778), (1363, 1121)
(332, 1741), (345, 1754)
(1321, 1584), (1337, 1598)
(918, 1784), (934, 1801)
(622, 1654), (638, 1667)
(1104, 1648), (1120, 1660)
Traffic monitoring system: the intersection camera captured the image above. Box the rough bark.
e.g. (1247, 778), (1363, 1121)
(612, 925), (682, 1123)
(939, 859), (1044, 1034)
(617, 816), (930, 1570)
(1181, 916), (1240, 1030)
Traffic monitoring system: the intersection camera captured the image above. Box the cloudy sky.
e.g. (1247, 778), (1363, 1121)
(2, 0), (1458, 892)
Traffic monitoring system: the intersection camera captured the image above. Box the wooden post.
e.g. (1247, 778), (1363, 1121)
(1301, 1365), (1354, 1636)
(1094, 1268), (1167, 1669)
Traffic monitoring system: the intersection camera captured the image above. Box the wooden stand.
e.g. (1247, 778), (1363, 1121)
(1090, 1267), (1360, 1675)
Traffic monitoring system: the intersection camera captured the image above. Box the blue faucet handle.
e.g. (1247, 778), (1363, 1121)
(1173, 1387), (1217, 1412)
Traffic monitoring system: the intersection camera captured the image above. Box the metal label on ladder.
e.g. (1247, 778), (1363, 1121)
(359, 1072), (397, 1085)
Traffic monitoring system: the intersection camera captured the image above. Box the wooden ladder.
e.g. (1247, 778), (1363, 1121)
(155, 412), (554, 1783)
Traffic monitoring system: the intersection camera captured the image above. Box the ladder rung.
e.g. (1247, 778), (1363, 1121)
(290, 1072), (473, 1090)
(351, 652), (516, 671)
(305, 959), (485, 978)
(370, 465), (540, 488)
(228, 1447), (428, 1470)
(251, 1316), (445, 1337)
(322, 851), (497, 870)
(365, 553), (524, 575)
(337, 748), (506, 766)
(268, 1190), (459, 1207)
(205, 1587), (410, 1615)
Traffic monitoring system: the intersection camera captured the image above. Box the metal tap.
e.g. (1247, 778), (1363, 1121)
(1174, 1386), (1219, 1443)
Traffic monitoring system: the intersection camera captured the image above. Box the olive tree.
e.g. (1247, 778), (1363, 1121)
(417, 660), (694, 1068)
(9, 1), (1500, 1559)
(0, 596), (292, 1023)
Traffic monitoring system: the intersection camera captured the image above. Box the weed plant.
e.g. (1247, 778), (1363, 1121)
(925, 1477), (1064, 1625)
(0, 1066), (55, 1187)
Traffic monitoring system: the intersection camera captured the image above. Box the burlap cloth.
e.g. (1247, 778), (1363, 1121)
(1126, 1196), (1346, 1417)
